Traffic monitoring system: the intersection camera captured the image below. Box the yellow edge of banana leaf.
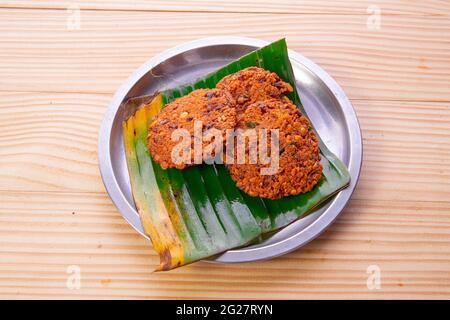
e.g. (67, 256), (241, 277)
(123, 94), (185, 270)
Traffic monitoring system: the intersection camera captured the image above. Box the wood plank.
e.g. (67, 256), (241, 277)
(1, 9), (449, 101)
(2, 1), (450, 15)
(0, 92), (108, 192)
(353, 100), (450, 202)
(1, 192), (449, 299)
(1, 92), (449, 202)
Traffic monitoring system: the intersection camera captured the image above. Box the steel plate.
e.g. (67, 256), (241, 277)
(98, 37), (362, 264)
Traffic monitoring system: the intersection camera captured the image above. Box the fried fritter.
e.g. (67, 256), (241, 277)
(217, 66), (293, 112)
(226, 98), (322, 199)
(147, 89), (236, 169)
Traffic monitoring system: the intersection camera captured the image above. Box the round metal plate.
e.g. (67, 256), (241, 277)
(98, 36), (362, 264)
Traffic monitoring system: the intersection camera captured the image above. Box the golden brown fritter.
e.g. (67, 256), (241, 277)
(217, 66), (293, 112)
(147, 89), (236, 169)
(226, 98), (322, 199)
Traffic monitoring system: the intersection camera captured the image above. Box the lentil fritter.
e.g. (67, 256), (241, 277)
(226, 98), (323, 199)
(147, 89), (236, 169)
(217, 66), (293, 112)
(146, 67), (322, 198)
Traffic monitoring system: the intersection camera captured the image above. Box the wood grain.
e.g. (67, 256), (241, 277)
(1, 9), (449, 101)
(3, 0), (450, 15)
(1, 192), (449, 299)
(0, 92), (108, 192)
(1, 2), (450, 299)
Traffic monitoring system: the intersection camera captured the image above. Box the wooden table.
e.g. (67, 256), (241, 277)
(1, 1), (449, 299)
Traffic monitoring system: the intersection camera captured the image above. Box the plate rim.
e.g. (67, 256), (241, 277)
(98, 36), (363, 264)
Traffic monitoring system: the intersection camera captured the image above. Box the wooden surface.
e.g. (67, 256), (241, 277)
(0, 1), (449, 299)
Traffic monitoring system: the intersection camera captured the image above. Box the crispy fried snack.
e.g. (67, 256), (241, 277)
(226, 98), (322, 199)
(217, 66), (293, 112)
(147, 89), (236, 169)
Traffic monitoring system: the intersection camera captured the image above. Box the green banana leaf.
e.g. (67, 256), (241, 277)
(123, 38), (350, 270)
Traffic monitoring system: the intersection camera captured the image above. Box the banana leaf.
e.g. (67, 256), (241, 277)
(123, 38), (350, 271)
